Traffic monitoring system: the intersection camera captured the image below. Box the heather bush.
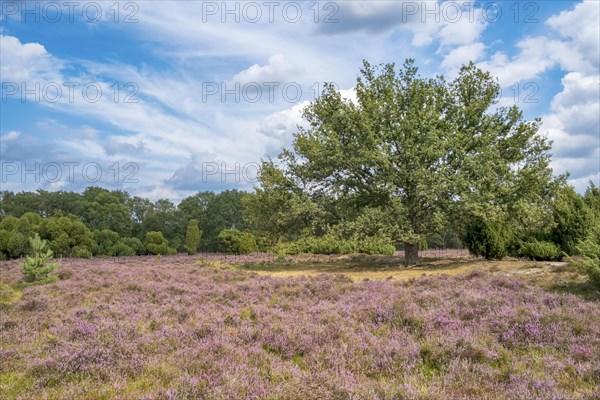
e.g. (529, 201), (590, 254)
(1, 256), (598, 399)
(20, 233), (59, 283)
(518, 240), (561, 261)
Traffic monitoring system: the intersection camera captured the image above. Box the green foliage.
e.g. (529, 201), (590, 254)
(145, 231), (176, 255)
(200, 190), (250, 251)
(357, 237), (396, 255)
(7, 233), (28, 258)
(463, 216), (510, 260)
(244, 162), (329, 247)
(122, 237), (145, 255)
(0, 216), (19, 232)
(551, 186), (592, 255)
(20, 234), (59, 283)
(273, 235), (394, 256)
(39, 215), (94, 257)
(0, 229), (10, 258)
(281, 60), (555, 264)
(518, 240), (561, 261)
(185, 219), (202, 255)
(238, 232), (257, 254)
(71, 245), (92, 259)
(574, 217), (600, 289)
(218, 229), (256, 254)
(93, 229), (121, 256)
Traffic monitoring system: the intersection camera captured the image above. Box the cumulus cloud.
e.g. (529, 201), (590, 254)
(232, 54), (301, 84)
(440, 42), (486, 70)
(0, 35), (59, 82)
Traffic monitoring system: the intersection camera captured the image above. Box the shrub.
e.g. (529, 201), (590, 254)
(238, 232), (257, 254)
(463, 216), (510, 260)
(114, 242), (136, 257)
(357, 237), (396, 255)
(552, 187), (592, 255)
(7, 232), (28, 258)
(145, 231), (176, 255)
(272, 235), (394, 256)
(93, 229), (121, 256)
(518, 240), (561, 261)
(185, 219), (202, 255)
(122, 237), (145, 255)
(574, 224), (600, 289)
(71, 245), (92, 259)
(217, 229), (258, 254)
(39, 216), (94, 257)
(20, 234), (59, 283)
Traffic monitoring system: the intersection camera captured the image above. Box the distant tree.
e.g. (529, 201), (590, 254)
(185, 219), (202, 255)
(201, 190), (250, 250)
(244, 161), (329, 247)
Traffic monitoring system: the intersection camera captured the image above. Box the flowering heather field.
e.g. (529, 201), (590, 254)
(1, 256), (599, 399)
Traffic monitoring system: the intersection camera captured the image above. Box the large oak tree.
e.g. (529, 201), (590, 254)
(282, 60), (556, 265)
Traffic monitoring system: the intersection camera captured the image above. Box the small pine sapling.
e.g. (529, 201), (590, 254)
(21, 234), (59, 283)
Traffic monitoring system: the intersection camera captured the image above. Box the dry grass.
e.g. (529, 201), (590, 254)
(236, 254), (599, 300)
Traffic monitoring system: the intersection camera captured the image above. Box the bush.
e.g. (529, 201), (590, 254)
(463, 216), (510, 260)
(20, 234), (59, 283)
(218, 229), (256, 254)
(357, 237), (396, 255)
(185, 219), (202, 255)
(93, 229), (121, 256)
(552, 187), (592, 255)
(71, 245), (92, 259)
(145, 231), (176, 255)
(574, 224), (600, 289)
(114, 242), (136, 257)
(122, 237), (145, 255)
(7, 232), (28, 258)
(518, 240), (561, 261)
(238, 232), (257, 254)
(272, 235), (394, 256)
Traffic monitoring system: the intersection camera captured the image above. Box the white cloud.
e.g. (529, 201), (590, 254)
(441, 43), (485, 70)
(0, 131), (21, 141)
(233, 54), (300, 84)
(0, 35), (60, 82)
(438, 13), (487, 47)
(546, 0), (600, 71)
(542, 72), (599, 175)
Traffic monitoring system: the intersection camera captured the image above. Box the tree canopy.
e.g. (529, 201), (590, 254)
(281, 60), (558, 264)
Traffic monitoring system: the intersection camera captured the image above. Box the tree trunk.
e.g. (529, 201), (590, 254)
(404, 242), (419, 266)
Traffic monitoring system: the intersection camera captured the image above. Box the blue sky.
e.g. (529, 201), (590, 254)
(1, 0), (598, 200)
